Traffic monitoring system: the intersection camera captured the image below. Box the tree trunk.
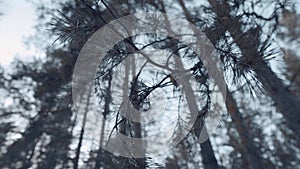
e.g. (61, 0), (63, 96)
(173, 50), (221, 169)
(177, 1), (265, 168)
(158, 1), (221, 167)
(207, 0), (300, 139)
(200, 137), (221, 169)
(226, 90), (263, 169)
(74, 87), (92, 169)
(95, 71), (113, 169)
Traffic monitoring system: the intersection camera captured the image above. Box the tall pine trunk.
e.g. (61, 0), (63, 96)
(173, 50), (221, 169)
(95, 71), (113, 169)
(177, 1), (264, 168)
(157, 2), (221, 167)
(226, 91), (263, 169)
(207, 0), (300, 139)
(74, 87), (92, 169)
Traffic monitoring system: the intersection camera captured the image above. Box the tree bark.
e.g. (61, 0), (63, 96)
(226, 90), (263, 169)
(158, 2), (221, 167)
(95, 71), (113, 169)
(207, 0), (300, 138)
(174, 50), (221, 169)
(74, 87), (92, 169)
(177, 1), (265, 168)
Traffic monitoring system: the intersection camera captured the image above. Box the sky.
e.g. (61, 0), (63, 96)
(0, 0), (40, 67)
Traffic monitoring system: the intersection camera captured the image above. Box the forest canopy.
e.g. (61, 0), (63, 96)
(0, 0), (300, 169)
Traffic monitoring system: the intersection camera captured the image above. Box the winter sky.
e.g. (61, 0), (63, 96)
(0, 0), (38, 67)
